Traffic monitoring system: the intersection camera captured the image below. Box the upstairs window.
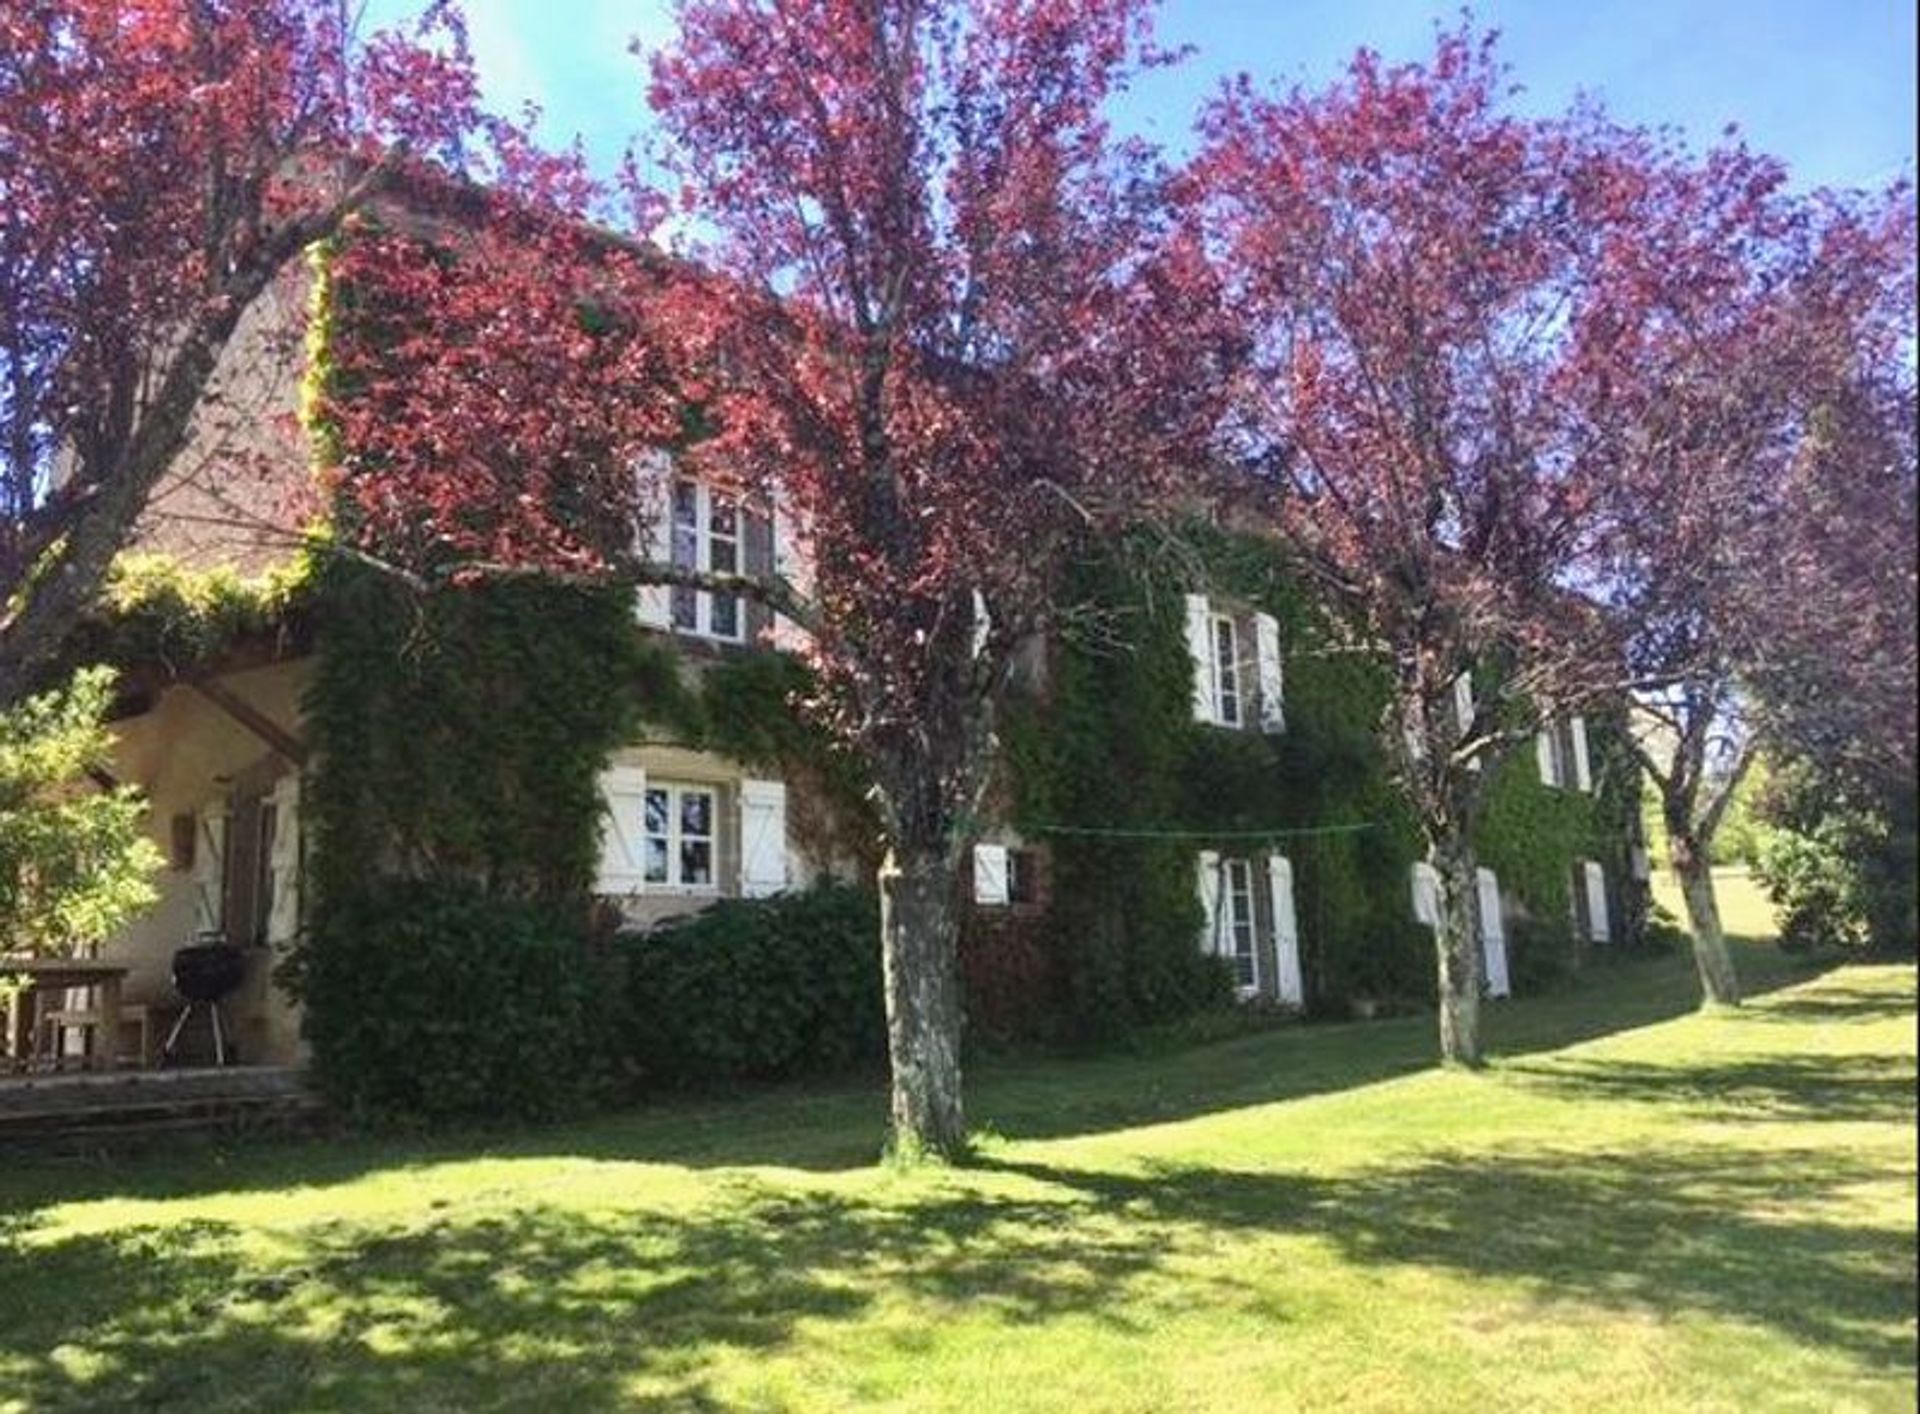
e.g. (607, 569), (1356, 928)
(1186, 594), (1284, 732)
(670, 479), (743, 641)
(1212, 614), (1243, 727)
(1536, 716), (1594, 792)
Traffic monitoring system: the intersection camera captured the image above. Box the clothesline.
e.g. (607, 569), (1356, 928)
(1024, 820), (1381, 841)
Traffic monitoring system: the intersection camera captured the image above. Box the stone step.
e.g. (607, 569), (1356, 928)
(0, 1067), (323, 1152)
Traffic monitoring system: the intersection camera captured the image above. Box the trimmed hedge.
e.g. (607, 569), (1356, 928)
(292, 880), (616, 1123)
(618, 883), (885, 1086)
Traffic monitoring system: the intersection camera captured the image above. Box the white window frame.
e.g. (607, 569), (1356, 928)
(669, 479), (746, 642)
(1212, 614), (1243, 728)
(643, 781), (721, 893)
(1222, 857), (1259, 995)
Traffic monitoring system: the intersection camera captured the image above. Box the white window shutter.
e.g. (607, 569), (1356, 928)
(633, 452), (672, 629)
(1411, 862), (1442, 929)
(740, 779), (790, 898)
(1266, 854), (1304, 1005)
(266, 775), (302, 945)
(1253, 612), (1286, 733)
(1196, 849), (1222, 954)
(1476, 866), (1510, 998)
(193, 805), (227, 936)
(1536, 729), (1560, 787)
(971, 589), (991, 662)
(1570, 715), (1593, 792)
(1184, 594), (1216, 724)
(1583, 860), (1612, 943)
(973, 843), (1010, 906)
(1630, 845), (1651, 881)
(1455, 674), (1482, 771)
(595, 766), (649, 894)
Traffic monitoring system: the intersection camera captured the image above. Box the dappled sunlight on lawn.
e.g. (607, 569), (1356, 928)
(1, 964), (1912, 1412)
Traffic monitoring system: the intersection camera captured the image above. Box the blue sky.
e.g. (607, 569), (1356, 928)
(372, 0), (1915, 194)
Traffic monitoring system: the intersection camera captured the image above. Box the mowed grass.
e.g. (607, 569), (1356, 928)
(1, 886), (1912, 1412)
(1651, 864), (1779, 941)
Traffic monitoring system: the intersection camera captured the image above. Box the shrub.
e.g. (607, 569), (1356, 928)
(292, 880), (615, 1123)
(618, 883), (884, 1087)
(1756, 766), (1917, 958)
(1318, 914), (1435, 1012)
(1638, 902), (1691, 954)
(1757, 824), (1876, 954)
(0, 666), (160, 958)
(1505, 915), (1578, 994)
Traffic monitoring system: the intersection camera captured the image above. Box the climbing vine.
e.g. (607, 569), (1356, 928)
(997, 528), (1642, 1032)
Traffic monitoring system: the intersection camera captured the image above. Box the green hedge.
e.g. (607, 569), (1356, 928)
(617, 883), (885, 1086)
(291, 880), (617, 1123)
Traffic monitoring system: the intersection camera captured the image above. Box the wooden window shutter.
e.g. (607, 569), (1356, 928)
(1253, 612), (1286, 734)
(740, 779), (790, 898)
(1411, 862), (1442, 929)
(266, 774), (302, 946)
(743, 508), (776, 644)
(1536, 729), (1560, 787)
(1454, 673), (1482, 771)
(973, 843), (1010, 907)
(1570, 715), (1594, 792)
(595, 766), (649, 894)
(1266, 853), (1304, 1005)
(1583, 860), (1612, 943)
(1476, 866), (1510, 998)
(1196, 849), (1222, 954)
(192, 804), (227, 937)
(633, 452), (673, 629)
(1184, 594), (1216, 724)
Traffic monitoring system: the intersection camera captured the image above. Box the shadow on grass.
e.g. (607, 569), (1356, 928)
(1503, 1050), (1917, 1124)
(984, 1139), (1916, 1372)
(2, 1133), (1911, 1411)
(1747, 981), (1918, 1028)
(0, 950), (1839, 1212)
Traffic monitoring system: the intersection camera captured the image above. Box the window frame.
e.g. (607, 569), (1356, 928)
(669, 479), (747, 643)
(1212, 613), (1243, 727)
(1222, 856), (1259, 994)
(642, 781), (721, 893)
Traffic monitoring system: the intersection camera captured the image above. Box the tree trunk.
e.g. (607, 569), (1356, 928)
(878, 841), (967, 1158)
(1670, 830), (1742, 1007)
(1432, 836), (1486, 1066)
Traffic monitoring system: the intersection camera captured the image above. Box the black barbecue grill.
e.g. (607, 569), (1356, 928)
(161, 937), (249, 1066)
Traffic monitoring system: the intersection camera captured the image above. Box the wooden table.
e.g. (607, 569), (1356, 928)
(1, 956), (129, 1071)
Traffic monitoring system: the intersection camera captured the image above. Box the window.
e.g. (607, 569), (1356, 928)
(1223, 858), (1257, 991)
(644, 783), (717, 890)
(973, 844), (1043, 908)
(1537, 717), (1593, 791)
(1006, 849), (1039, 906)
(669, 479), (743, 640)
(1212, 615), (1243, 727)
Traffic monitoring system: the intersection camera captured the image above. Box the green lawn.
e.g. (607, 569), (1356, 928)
(1651, 864), (1779, 941)
(1, 924), (1913, 1410)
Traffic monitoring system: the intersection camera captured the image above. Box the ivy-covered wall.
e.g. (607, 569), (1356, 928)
(996, 531), (1642, 1033)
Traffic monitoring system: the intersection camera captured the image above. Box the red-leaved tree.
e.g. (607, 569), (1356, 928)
(308, 0), (1227, 1155)
(0, 0), (532, 705)
(1193, 31), (1684, 1062)
(1589, 165), (1915, 1004)
(636, 0), (1229, 1153)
